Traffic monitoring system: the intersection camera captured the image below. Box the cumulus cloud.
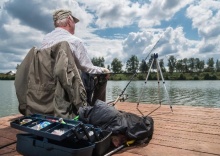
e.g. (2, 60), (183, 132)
(0, 0), (96, 72)
(186, 0), (220, 54)
(122, 27), (199, 62)
(137, 0), (194, 28)
(0, 0), (219, 73)
(94, 0), (139, 28)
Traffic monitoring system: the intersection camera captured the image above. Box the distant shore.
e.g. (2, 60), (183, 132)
(109, 72), (220, 80)
(1, 72), (220, 80)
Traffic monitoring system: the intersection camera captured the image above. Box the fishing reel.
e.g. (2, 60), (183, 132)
(119, 94), (128, 102)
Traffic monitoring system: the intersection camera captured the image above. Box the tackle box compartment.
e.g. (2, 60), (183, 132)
(10, 114), (98, 142)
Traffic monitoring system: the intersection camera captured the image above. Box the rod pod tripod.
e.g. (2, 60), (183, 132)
(137, 53), (173, 117)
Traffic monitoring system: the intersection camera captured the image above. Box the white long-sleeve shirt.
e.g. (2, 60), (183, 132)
(40, 28), (102, 74)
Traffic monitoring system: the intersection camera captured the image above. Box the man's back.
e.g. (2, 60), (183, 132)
(41, 27), (81, 51)
(41, 27), (103, 74)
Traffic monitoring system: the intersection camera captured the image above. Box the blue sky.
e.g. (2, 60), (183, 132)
(0, 0), (220, 72)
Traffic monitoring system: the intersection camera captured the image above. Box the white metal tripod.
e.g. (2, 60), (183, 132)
(137, 53), (173, 116)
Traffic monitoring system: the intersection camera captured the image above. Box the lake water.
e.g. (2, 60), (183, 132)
(0, 80), (220, 117)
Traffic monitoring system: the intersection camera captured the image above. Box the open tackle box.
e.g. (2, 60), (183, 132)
(10, 114), (112, 156)
(10, 114), (101, 142)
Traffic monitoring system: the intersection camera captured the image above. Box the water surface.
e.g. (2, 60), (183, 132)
(0, 80), (220, 117)
(106, 80), (220, 108)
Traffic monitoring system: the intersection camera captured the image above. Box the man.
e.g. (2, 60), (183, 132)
(41, 9), (109, 104)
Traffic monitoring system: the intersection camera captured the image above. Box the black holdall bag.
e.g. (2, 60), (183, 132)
(78, 100), (154, 142)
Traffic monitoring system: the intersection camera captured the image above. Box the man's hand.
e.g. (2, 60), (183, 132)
(101, 67), (110, 79)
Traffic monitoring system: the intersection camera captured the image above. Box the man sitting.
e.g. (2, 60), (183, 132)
(15, 9), (109, 118)
(41, 9), (110, 104)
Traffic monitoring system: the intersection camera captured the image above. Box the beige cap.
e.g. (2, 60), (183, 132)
(53, 9), (79, 23)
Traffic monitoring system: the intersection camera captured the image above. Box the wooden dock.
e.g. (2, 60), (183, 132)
(0, 102), (220, 156)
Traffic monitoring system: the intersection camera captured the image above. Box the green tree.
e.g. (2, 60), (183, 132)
(91, 57), (105, 67)
(139, 59), (148, 73)
(182, 58), (188, 72)
(167, 55), (176, 73)
(176, 59), (183, 73)
(126, 55), (139, 73)
(206, 57), (214, 72)
(194, 58), (200, 72)
(198, 60), (205, 72)
(188, 58), (195, 72)
(159, 59), (166, 72)
(111, 58), (123, 73)
(107, 65), (111, 71)
(216, 59), (220, 72)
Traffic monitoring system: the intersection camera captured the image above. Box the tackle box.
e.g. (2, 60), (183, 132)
(11, 114), (112, 156)
(10, 114), (100, 142)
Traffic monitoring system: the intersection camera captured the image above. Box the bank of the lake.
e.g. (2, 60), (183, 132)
(1, 72), (220, 80)
(109, 72), (220, 80)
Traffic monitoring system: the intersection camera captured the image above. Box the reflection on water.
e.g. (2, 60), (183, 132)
(106, 80), (220, 108)
(0, 80), (220, 117)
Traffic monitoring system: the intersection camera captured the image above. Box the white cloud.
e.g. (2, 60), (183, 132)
(186, 0), (220, 55)
(76, 0), (194, 29)
(122, 27), (200, 63)
(82, 34), (123, 65)
(94, 0), (139, 28)
(137, 0), (194, 28)
(0, 0), (219, 73)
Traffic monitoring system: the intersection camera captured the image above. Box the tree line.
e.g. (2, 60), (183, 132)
(1, 55), (219, 80)
(92, 55), (220, 74)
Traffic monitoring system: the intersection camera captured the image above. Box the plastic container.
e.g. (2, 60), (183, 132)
(16, 133), (95, 156)
(93, 130), (112, 156)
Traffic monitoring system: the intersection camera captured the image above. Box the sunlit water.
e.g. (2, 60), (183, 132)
(106, 80), (220, 108)
(0, 80), (220, 117)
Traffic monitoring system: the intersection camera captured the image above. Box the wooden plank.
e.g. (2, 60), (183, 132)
(1, 103), (220, 156)
(154, 128), (220, 144)
(150, 136), (220, 155)
(155, 120), (220, 135)
(0, 137), (13, 147)
(115, 143), (218, 156)
(0, 147), (17, 156)
(153, 115), (220, 126)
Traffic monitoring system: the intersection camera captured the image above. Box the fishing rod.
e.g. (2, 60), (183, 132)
(112, 72), (137, 106)
(111, 32), (165, 106)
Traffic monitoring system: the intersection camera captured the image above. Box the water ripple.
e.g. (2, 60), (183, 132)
(107, 80), (220, 108)
(1, 80), (220, 117)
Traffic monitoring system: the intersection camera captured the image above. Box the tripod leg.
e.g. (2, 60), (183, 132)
(136, 58), (154, 117)
(156, 59), (173, 112)
(156, 59), (161, 105)
(145, 58), (162, 117)
(137, 59), (154, 105)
